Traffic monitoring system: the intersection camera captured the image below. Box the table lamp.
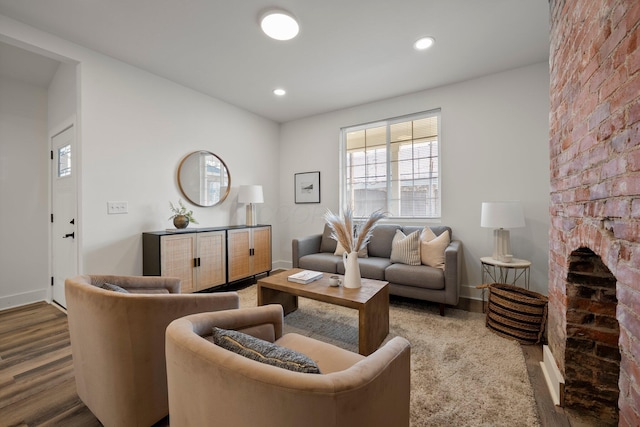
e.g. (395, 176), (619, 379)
(238, 185), (264, 226)
(481, 201), (525, 263)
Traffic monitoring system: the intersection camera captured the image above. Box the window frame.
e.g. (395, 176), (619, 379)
(339, 109), (441, 220)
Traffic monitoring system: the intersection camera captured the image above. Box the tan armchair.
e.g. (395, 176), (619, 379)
(65, 274), (239, 427)
(166, 304), (411, 427)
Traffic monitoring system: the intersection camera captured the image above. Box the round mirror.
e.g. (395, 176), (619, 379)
(177, 151), (231, 207)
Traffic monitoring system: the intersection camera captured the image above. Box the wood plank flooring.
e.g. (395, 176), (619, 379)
(1, 301), (596, 426)
(522, 345), (604, 427)
(0, 301), (100, 427)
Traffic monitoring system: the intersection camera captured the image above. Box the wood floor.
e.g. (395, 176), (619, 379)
(0, 301), (100, 426)
(0, 301), (596, 426)
(522, 345), (605, 427)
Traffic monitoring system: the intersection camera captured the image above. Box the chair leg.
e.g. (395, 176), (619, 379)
(439, 303), (445, 316)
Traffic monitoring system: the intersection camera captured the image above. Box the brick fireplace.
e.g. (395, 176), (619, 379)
(549, 1), (640, 426)
(565, 248), (620, 421)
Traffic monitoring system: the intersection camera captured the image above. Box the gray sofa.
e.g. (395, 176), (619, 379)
(293, 224), (462, 316)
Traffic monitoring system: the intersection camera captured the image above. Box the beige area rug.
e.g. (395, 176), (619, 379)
(238, 285), (540, 427)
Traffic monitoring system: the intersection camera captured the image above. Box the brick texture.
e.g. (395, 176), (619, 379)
(550, 0), (640, 424)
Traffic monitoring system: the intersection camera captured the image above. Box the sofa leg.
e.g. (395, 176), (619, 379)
(439, 303), (445, 316)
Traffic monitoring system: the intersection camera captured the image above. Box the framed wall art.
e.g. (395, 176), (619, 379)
(294, 171), (320, 204)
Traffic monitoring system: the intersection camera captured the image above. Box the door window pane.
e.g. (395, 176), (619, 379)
(58, 144), (71, 177)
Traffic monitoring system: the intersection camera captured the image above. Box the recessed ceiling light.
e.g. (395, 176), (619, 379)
(260, 10), (299, 41)
(414, 36), (435, 51)
(273, 88), (286, 96)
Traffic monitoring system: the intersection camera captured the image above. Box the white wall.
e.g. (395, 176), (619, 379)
(0, 13), (549, 307)
(78, 55), (280, 274)
(0, 75), (50, 308)
(279, 62), (551, 297)
(0, 15), (281, 302)
(48, 61), (76, 131)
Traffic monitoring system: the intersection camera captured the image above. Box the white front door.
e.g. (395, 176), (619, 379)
(51, 125), (77, 308)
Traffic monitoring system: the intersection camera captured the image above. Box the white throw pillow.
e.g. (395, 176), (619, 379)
(390, 230), (421, 266)
(420, 228), (450, 269)
(420, 226), (437, 242)
(334, 242), (368, 258)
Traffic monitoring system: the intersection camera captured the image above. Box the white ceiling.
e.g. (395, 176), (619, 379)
(0, 0), (550, 123)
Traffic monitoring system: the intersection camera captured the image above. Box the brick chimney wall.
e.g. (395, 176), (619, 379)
(549, 0), (640, 425)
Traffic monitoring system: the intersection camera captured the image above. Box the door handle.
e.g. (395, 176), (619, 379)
(63, 232), (75, 239)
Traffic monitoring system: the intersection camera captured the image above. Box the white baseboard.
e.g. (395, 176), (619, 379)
(0, 288), (49, 312)
(461, 284), (483, 300)
(540, 344), (565, 406)
(273, 260), (292, 270)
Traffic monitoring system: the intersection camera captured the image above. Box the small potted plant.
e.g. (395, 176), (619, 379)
(169, 199), (198, 229)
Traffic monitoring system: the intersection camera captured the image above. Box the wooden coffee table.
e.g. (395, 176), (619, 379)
(257, 269), (389, 356)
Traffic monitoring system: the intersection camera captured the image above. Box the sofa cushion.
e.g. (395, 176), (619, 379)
(99, 283), (129, 293)
(404, 225), (450, 239)
(390, 230), (421, 265)
(420, 228), (450, 269)
(433, 226), (452, 237)
(367, 224), (402, 258)
(337, 257), (391, 280)
(299, 253), (340, 273)
(385, 263), (445, 290)
(334, 241), (368, 258)
(212, 327), (321, 374)
(319, 224), (338, 253)
(401, 225), (423, 236)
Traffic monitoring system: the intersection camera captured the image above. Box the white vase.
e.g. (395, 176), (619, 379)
(342, 251), (362, 289)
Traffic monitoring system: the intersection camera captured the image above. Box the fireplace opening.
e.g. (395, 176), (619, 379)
(565, 247), (620, 425)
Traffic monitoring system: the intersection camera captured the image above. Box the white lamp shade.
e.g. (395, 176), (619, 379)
(238, 185), (264, 204)
(481, 201), (525, 229)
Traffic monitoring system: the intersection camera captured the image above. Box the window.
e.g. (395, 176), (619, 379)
(341, 109), (440, 219)
(58, 144), (71, 177)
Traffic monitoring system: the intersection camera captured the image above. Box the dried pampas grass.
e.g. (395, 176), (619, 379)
(324, 207), (386, 253)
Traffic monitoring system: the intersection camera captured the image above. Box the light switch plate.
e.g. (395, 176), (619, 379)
(107, 201), (128, 214)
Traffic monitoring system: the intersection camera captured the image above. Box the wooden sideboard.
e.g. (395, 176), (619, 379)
(143, 225), (271, 293)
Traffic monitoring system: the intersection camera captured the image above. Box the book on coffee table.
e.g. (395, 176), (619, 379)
(287, 270), (324, 284)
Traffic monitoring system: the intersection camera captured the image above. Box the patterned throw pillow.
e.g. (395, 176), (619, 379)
(212, 327), (321, 374)
(420, 228), (450, 269)
(100, 283), (129, 293)
(390, 230), (421, 265)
